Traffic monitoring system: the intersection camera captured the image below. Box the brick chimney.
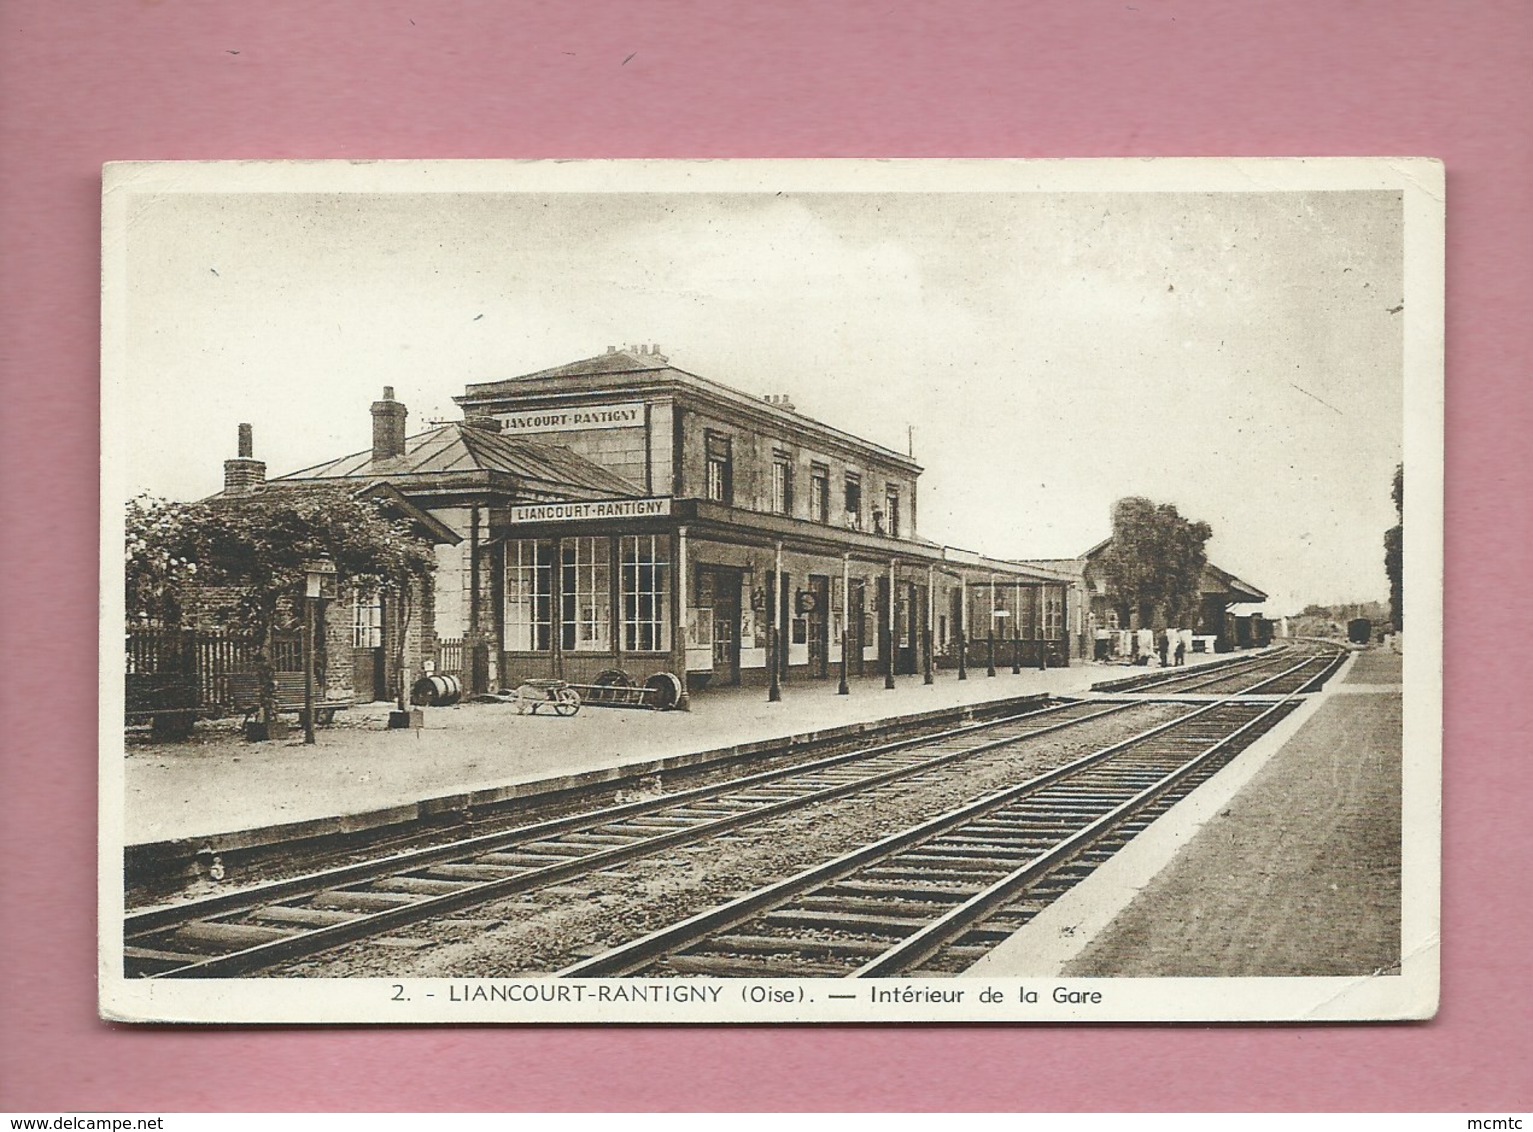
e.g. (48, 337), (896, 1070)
(371, 386), (408, 462)
(223, 423), (266, 494)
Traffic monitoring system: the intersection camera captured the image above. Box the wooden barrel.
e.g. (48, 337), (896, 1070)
(411, 673), (462, 706)
(644, 671), (683, 711)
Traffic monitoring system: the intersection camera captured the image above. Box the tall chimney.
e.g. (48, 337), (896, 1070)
(371, 386), (408, 462)
(223, 423), (266, 494)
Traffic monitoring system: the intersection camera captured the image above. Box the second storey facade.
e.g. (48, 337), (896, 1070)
(455, 345), (921, 541)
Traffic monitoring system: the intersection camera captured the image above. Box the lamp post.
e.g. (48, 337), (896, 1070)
(302, 558), (337, 746)
(884, 558), (896, 690)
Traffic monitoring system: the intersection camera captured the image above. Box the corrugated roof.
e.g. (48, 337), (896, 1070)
(274, 422), (642, 496)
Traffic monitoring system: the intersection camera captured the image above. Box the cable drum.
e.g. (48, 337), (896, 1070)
(644, 671), (683, 711)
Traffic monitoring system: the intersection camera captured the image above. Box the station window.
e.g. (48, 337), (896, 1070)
(561, 537), (611, 652)
(505, 539), (555, 651)
(621, 534), (670, 652)
(352, 588), (383, 649)
(705, 431), (733, 505)
(885, 485), (901, 539)
(810, 463), (830, 524)
(844, 473), (862, 529)
(1017, 586), (1037, 639)
(1044, 588), (1065, 641)
(771, 450), (793, 515)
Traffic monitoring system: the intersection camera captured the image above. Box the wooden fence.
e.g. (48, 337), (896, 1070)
(434, 636), (464, 677)
(124, 627), (262, 719)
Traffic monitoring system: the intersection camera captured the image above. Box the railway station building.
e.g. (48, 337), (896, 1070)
(222, 346), (1089, 706)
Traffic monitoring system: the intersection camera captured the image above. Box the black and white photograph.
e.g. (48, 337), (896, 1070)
(99, 158), (1442, 1023)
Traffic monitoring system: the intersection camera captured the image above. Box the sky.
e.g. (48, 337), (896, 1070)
(119, 180), (1405, 615)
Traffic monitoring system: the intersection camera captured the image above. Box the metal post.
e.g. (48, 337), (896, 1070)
(1010, 584), (1021, 674)
(885, 558), (897, 689)
(769, 540), (782, 702)
(957, 572), (968, 680)
(924, 563), (935, 685)
(838, 554), (849, 695)
(1040, 585), (1049, 671)
(675, 525), (691, 711)
(986, 572), (997, 677)
(303, 593), (317, 745)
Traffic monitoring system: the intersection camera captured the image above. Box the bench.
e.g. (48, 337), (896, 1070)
(125, 672), (201, 737)
(228, 671), (353, 726)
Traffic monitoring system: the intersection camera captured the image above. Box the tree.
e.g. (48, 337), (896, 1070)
(1093, 496), (1213, 629)
(126, 487), (436, 647)
(1384, 463), (1403, 630)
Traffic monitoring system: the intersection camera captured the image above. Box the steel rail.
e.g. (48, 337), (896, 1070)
(127, 693), (1077, 937)
(853, 692), (1300, 976)
(1109, 650), (1337, 700)
(555, 693), (1269, 978)
(129, 697), (1146, 978)
(1096, 649), (1279, 694)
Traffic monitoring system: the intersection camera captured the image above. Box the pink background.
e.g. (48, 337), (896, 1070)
(1, 0), (1528, 1113)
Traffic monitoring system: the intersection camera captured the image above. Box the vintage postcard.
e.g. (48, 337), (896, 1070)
(100, 158), (1442, 1024)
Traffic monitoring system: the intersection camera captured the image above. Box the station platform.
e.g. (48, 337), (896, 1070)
(967, 649), (1404, 979)
(117, 646), (1247, 862)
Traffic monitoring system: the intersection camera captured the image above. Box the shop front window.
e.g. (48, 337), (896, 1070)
(506, 539), (555, 651)
(561, 537), (612, 652)
(621, 534), (670, 652)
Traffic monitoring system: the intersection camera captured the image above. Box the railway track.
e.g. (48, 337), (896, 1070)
(1096, 645), (1343, 698)
(123, 695), (1155, 978)
(125, 646), (1344, 980)
(559, 693), (1304, 979)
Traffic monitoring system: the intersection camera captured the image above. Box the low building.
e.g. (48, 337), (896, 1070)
(1023, 539), (1268, 655)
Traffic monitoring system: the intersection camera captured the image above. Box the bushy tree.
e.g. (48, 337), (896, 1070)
(1384, 464), (1403, 630)
(125, 488), (436, 645)
(1094, 496), (1213, 628)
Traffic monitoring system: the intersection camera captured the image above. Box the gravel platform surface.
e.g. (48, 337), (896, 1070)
(1063, 652), (1402, 977)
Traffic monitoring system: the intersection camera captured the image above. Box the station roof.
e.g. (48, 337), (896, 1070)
(1202, 562), (1268, 604)
(208, 478), (462, 546)
(272, 420), (642, 498)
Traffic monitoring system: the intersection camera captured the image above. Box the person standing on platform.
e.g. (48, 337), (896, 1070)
(1174, 636), (1186, 666)
(1157, 629), (1169, 667)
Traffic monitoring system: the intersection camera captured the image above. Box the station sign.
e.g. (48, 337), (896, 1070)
(505, 497), (673, 524)
(496, 401), (644, 434)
